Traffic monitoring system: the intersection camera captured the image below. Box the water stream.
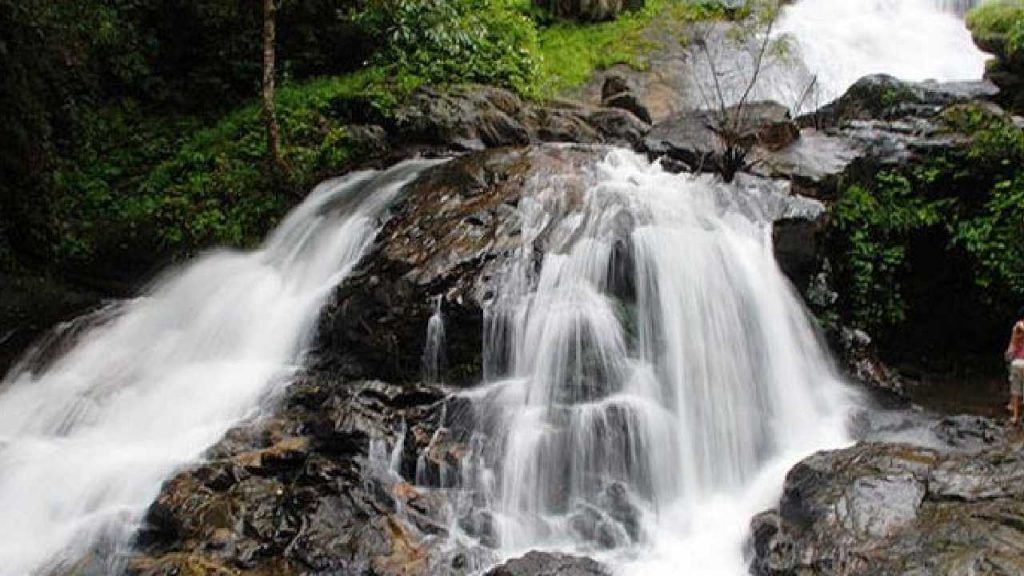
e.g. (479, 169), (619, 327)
(0, 0), (994, 574)
(775, 0), (989, 106)
(0, 161), (437, 575)
(460, 149), (855, 574)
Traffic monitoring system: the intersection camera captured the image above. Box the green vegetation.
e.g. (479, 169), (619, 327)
(528, 0), (726, 97)
(47, 72), (395, 272)
(1, 0), (729, 282)
(967, 0), (1024, 59)
(828, 104), (1024, 358)
(356, 0), (541, 95)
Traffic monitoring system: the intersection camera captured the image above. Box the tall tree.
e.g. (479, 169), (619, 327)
(262, 0), (285, 170)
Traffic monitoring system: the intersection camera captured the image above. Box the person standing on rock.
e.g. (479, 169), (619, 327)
(1004, 310), (1024, 427)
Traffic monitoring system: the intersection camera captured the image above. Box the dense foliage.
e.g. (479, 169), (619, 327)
(1, 0), (726, 284)
(829, 104), (1024, 361)
(356, 0), (540, 95)
(967, 0), (1024, 60)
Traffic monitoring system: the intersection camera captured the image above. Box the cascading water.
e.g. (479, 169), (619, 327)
(466, 149), (855, 573)
(775, 0), (989, 106)
(0, 160), (437, 575)
(423, 296), (447, 384)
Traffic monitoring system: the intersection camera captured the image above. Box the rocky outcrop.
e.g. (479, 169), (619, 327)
(750, 433), (1024, 576)
(601, 74), (653, 124)
(645, 100), (799, 175)
(311, 145), (607, 385)
(485, 551), (608, 576)
(967, 9), (1024, 112)
(332, 85), (650, 162)
(312, 144), (829, 385)
(801, 74), (999, 130)
(130, 376), (484, 576)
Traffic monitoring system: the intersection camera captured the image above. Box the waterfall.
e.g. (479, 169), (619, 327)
(775, 0), (989, 106)
(468, 149), (854, 571)
(0, 160), (438, 576)
(423, 296), (447, 384)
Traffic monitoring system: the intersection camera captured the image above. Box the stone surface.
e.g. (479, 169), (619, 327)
(751, 439), (1024, 576)
(485, 551), (608, 576)
(600, 74), (653, 124)
(130, 378), (478, 576)
(645, 100), (798, 175)
(387, 85), (649, 155)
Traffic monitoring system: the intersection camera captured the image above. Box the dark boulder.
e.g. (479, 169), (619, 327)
(485, 551), (608, 576)
(387, 85), (649, 156)
(645, 101), (798, 175)
(130, 375), (474, 576)
(311, 145), (612, 385)
(751, 440), (1024, 575)
(803, 74), (999, 130)
(600, 74), (653, 124)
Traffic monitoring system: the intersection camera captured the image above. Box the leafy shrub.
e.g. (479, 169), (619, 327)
(355, 0), (541, 95)
(967, 0), (1024, 60)
(829, 104), (1024, 356)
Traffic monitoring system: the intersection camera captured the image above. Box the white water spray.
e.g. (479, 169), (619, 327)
(777, 0), (989, 105)
(0, 160), (437, 575)
(467, 149), (855, 573)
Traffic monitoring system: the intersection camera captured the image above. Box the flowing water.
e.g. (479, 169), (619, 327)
(686, 0), (987, 113)
(774, 0), (989, 107)
(0, 160), (437, 575)
(457, 149), (855, 574)
(0, 0), (995, 574)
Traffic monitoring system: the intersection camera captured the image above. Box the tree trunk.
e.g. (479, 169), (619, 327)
(262, 0), (284, 170)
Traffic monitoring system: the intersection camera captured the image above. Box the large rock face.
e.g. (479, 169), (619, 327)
(129, 377), (482, 576)
(311, 145), (606, 385)
(751, 437), (1024, 576)
(312, 143), (827, 385)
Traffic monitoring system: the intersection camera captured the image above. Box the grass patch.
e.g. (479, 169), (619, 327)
(527, 0), (726, 97)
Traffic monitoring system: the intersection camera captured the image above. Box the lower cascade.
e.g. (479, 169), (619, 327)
(0, 161), (437, 575)
(459, 149), (855, 572)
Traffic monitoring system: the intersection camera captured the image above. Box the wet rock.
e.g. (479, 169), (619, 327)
(772, 216), (824, 292)
(752, 441), (1024, 576)
(600, 482), (642, 542)
(930, 415), (1008, 451)
(837, 327), (905, 399)
(485, 551), (608, 576)
(569, 503), (625, 549)
(601, 74), (652, 124)
(458, 509), (498, 548)
(131, 371), (466, 576)
(803, 74), (999, 130)
(389, 85), (649, 156)
(311, 145), (606, 385)
(645, 101), (798, 175)
(749, 129), (862, 199)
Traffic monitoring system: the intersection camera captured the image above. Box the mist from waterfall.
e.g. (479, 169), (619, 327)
(0, 161), (437, 576)
(466, 149), (855, 573)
